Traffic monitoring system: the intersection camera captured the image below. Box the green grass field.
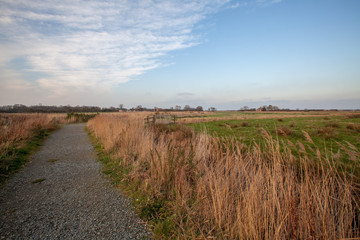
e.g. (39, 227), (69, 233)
(187, 113), (360, 174)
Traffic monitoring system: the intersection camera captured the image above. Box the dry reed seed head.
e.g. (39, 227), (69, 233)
(302, 130), (314, 144)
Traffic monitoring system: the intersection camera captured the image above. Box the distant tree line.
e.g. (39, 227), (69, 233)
(0, 104), (356, 113)
(238, 105), (355, 112)
(127, 105), (210, 112)
(0, 104), (116, 113)
(0, 104), (214, 113)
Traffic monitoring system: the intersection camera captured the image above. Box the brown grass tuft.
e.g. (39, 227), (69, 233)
(326, 122), (340, 128)
(347, 123), (360, 132)
(347, 113), (360, 119)
(317, 127), (337, 139)
(241, 121), (249, 127)
(276, 126), (294, 137)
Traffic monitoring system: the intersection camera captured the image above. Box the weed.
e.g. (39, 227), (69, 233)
(317, 127), (336, 139)
(347, 113), (360, 119)
(216, 123), (225, 127)
(0, 114), (62, 184)
(31, 178), (46, 184)
(347, 123), (360, 132)
(241, 121), (249, 127)
(66, 112), (98, 123)
(326, 122), (340, 128)
(276, 126), (294, 137)
(277, 118), (283, 122)
(48, 158), (59, 163)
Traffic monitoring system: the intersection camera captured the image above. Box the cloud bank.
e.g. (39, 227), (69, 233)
(0, 0), (235, 95)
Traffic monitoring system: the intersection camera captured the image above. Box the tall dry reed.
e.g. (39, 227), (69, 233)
(87, 113), (360, 239)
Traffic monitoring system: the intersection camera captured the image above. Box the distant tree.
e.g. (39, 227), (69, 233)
(119, 104), (124, 110)
(175, 105), (182, 111)
(195, 106), (203, 111)
(183, 105), (191, 111)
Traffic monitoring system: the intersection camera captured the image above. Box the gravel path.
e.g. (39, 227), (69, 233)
(0, 123), (150, 239)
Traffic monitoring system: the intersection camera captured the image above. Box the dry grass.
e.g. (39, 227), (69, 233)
(0, 113), (69, 183)
(178, 111), (348, 124)
(347, 123), (360, 132)
(347, 113), (360, 119)
(317, 127), (337, 139)
(0, 113), (67, 155)
(87, 113), (360, 239)
(276, 125), (294, 137)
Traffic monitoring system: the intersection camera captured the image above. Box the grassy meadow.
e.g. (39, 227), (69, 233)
(187, 113), (360, 176)
(87, 111), (360, 239)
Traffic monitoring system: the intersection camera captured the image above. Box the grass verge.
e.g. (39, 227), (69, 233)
(87, 128), (172, 239)
(0, 126), (58, 184)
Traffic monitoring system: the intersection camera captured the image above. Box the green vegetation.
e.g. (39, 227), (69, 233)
(31, 177), (46, 184)
(66, 112), (98, 122)
(48, 158), (59, 163)
(188, 115), (360, 148)
(187, 115), (360, 175)
(0, 127), (54, 184)
(87, 129), (171, 238)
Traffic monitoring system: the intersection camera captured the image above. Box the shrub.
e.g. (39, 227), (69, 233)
(241, 121), (249, 127)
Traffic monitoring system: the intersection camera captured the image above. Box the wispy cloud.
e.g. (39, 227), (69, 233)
(256, 0), (283, 7)
(0, 0), (233, 95)
(0, 0), (285, 102)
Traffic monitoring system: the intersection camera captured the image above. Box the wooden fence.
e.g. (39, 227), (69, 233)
(144, 114), (176, 126)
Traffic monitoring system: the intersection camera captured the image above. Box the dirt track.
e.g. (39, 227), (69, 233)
(0, 123), (149, 239)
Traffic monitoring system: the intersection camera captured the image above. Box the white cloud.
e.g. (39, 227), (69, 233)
(0, 0), (234, 95)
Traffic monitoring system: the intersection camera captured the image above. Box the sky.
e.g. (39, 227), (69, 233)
(0, 0), (359, 110)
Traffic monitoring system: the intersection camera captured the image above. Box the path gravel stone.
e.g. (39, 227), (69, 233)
(0, 123), (150, 239)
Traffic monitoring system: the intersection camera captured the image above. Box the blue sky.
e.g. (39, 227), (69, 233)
(0, 0), (359, 110)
